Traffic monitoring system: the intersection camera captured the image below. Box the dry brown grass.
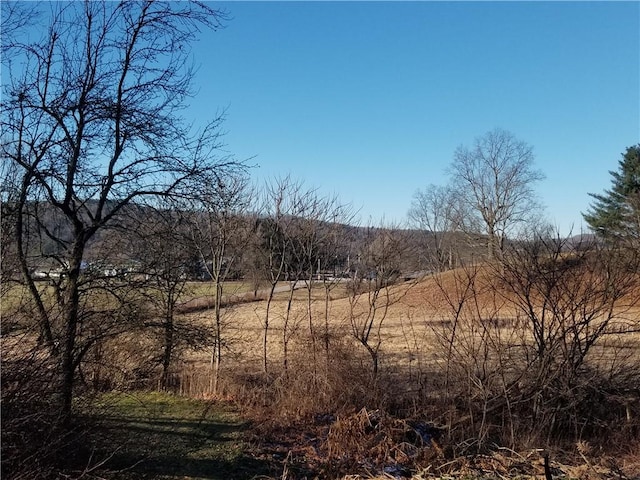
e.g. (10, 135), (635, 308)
(166, 262), (640, 475)
(180, 264), (640, 388)
(5, 260), (639, 479)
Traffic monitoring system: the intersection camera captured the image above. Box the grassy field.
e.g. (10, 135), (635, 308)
(185, 280), (257, 298)
(76, 391), (276, 479)
(1, 279), (260, 323)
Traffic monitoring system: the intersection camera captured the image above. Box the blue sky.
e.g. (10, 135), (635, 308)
(189, 1), (640, 235)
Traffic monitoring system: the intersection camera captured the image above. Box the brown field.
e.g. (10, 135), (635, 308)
(163, 266), (640, 478)
(179, 266), (640, 391)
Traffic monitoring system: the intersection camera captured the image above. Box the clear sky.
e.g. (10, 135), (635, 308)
(188, 1), (640, 235)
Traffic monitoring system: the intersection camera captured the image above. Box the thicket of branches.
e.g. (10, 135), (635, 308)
(424, 235), (639, 451)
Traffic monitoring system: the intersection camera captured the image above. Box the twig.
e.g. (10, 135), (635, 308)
(495, 445), (526, 462)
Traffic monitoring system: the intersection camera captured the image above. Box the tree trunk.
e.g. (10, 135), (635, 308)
(211, 281), (223, 394)
(161, 308), (174, 391)
(371, 349), (379, 379)
(263, 282), (277, 375)
(59, 248), (83, 425)
(282, 281), (296, 374)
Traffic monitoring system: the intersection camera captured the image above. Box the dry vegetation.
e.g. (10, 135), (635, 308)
(4, 2), (639, 477)
(177, 265), (640, 384)
(4, 243), (640, 479)
(126, 252), (640, 479)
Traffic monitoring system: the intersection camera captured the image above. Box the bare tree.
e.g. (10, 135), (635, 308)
(256, 176), (323, 375)
(130, 205), (208, 391)
(255, 177), (295, 375)
(190, 172), (253, 394)
(316, 207), (355, 366)
(0, 1), (39, 59)
(430, 230), (640, 448)
(0, 164), (21, 297)
(449, 129), (545, 260)
(347, 225), (410, 378)
(1, 1), (237, 422)
(286, 188), (354, 373)
(409, 184), (462, 271)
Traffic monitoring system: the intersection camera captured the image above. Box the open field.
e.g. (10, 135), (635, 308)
(178, 267), (640, 384)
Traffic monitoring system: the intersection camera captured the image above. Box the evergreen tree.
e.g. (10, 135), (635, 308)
(583, 145), (640, 244)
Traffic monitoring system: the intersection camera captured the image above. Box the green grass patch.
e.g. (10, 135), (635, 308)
(186, 280), (257, 298)
(78, 391), (273, 479)
(1, 282), (52, 315)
